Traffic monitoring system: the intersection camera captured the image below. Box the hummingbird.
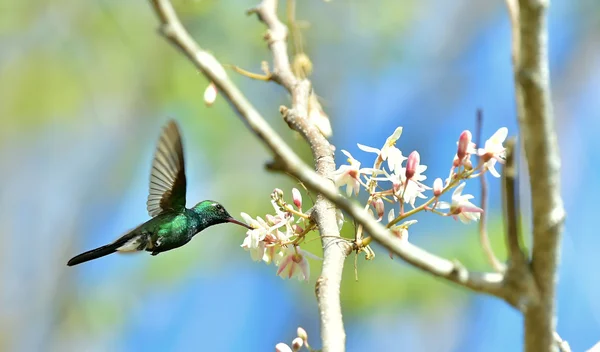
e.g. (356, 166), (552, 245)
(67, 120), (251, 266)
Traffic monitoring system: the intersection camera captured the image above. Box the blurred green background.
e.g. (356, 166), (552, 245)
(1, 0), (599, 351)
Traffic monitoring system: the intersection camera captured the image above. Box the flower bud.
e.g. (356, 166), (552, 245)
(297, 327), (308, 341)
(203, 82), (217, 106)
(456, 130), (472, 161)
(373, 197), (384, 221)
(292, 188), (302, 209)
(463, 158), (473, 170)
(271, 188), (284, 201)
(433, 178), (443, 197)
(292, 337), (304, 351)
(275, 343), (293, 352)
(405, 151), (420, 180)
(452, 155), (461, 168)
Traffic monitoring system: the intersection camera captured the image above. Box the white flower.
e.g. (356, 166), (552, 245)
(478, 127), (508, 178)
(263, 217), (294, 265)
(401, 177), (429, 207)
(376, 161), (429, 208)
(240, 212), (289, 263)
(357, 126), (403, 162)
(276, 247), (320, 281)
(387, 209), (417, 258)
(333, 150), (373, 196)
(263, 244), (285, 265)
(240, 213), (268, 261)
(437, 183), (484, 223)
(386, 146), (407, 175)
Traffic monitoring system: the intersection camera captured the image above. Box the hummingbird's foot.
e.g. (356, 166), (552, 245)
(151, 251), (160, 256)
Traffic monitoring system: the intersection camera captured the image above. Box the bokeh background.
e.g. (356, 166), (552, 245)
(1, 0), (599, 351)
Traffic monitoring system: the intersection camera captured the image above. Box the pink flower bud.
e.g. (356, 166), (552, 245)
(452, 155), (461, 168)
(297, 327), (308, 340)
(373, 197), (384, 221)
(433, 178), (443, 197)
(457, 130), (472, 161)
(275, 343), (293, 352)
(405, 151), (420, 180)
(292, 337), (304, 351)
(292, 188), (302, 209)
(203, 82), (217, 106)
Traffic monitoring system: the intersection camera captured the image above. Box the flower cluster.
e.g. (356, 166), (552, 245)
(239, 188), (322, 281)
(333, 125), (508, 253)
(240, 125), (508, 274)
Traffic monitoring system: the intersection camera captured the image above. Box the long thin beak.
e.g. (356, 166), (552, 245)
(227, 217), (252, 229)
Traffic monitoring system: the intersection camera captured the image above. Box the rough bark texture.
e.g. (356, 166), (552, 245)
(506, 0), (566, 350)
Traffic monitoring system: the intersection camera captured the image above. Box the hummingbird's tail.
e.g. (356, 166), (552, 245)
(67, 243), (121, 266)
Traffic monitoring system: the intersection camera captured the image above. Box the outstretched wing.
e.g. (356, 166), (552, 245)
(147, 120), (187, 217)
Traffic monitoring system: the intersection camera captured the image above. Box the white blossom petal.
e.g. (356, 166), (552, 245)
(357, 143), (381, 154)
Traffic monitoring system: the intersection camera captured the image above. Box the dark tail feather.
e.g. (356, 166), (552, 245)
(67, 243), (120, 266)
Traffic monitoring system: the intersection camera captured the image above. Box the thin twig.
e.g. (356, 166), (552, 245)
(502, 138), (526, 264)
(476, 109), (506, 272)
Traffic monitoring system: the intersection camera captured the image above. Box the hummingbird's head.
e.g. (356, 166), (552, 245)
(192, 200), (252, 229)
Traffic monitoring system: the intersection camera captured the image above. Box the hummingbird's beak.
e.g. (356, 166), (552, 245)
(227, 217), (253, 229)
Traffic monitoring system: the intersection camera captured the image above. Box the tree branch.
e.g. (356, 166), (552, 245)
(247, 0), (296, 90)
(476, 109), (506, 272)
(505, 0), (566, 351)
(248, 2), (350, 351)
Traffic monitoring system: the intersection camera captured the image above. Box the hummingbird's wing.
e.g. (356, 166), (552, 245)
(147, 120), (187, 217)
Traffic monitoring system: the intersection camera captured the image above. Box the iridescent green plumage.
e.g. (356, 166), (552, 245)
(67, 121), (250, 266)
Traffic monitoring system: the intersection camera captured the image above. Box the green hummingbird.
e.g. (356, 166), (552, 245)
(67, 120), (251, 266)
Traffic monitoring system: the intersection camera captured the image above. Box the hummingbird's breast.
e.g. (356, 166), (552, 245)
(184, 209), (204, 236)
